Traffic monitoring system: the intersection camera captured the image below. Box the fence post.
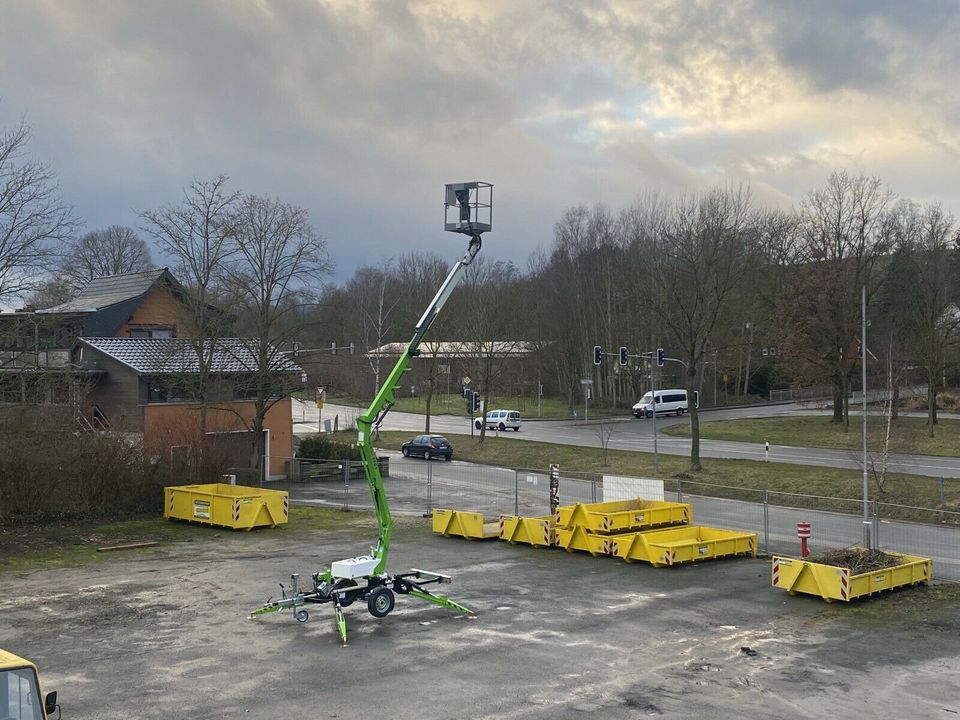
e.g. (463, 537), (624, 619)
(762, 489), (769, 554)
(873, 498), (880, 548)
(677, 475), (683, 503)
(514, 470), (519, 516)
(341, 462), (349, 511)
(426, 461), (433, 514)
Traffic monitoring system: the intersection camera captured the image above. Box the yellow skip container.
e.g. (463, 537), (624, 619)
(555, 499), (691, 534)
(772, 551), (932, 602)
(432, 509), (500, 539)
(164, 483), (289, 530)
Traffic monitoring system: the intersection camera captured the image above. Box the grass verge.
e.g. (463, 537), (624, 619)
(662, 415), (960, 457)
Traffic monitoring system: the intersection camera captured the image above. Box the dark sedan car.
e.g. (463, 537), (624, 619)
(400, 434), (453, 461)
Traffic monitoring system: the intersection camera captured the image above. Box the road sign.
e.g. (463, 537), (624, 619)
(580, 378), (593, 385)
(462, 376), (471, 385)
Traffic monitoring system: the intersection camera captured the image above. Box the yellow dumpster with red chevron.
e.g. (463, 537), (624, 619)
(164, 483), (289, 530)
(555, 498), (691, 534)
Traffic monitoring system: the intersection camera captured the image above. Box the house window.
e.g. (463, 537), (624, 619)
(146, 381), (168, 403)
(129, 326), (175, 339)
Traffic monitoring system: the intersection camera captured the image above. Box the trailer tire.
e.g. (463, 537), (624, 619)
(295, 609), (309, 623)
(367, 587), (395, 618)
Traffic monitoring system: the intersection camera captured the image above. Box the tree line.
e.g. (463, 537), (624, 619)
(3, 117), (958, 471)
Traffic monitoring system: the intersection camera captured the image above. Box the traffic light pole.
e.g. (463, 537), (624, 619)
(595, 344), (662, 475)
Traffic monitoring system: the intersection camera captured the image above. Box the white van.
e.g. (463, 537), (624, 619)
(475, 409), (522, 431)
(632, 389), (688, 418)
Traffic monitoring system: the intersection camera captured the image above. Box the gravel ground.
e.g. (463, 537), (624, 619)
(2, 518), (959, 719)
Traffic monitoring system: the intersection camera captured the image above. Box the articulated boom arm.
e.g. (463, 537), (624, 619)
(356, 235), (482, 574)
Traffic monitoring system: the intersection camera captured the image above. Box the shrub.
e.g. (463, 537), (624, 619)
(297, 434), (360, 461)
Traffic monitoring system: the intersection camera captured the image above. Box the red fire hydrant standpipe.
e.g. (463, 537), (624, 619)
(797, 521), (811, 558)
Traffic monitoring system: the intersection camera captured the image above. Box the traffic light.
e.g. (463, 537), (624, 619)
(472, 391), (481, 413)
(593, 345), (603, 365)
(656, 347), (664, 367)
(618, 346), (628, 366)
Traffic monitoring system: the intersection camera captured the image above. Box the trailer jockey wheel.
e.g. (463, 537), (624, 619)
(295, 609), (309, 623)
(367, 587), (395, 618)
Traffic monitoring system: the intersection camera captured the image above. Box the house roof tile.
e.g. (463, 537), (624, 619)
(78, 337), (303, 376)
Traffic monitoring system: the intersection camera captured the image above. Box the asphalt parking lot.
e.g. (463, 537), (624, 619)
(2, 515), (959, 719)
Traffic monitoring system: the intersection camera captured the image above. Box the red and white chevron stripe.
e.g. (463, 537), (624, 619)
(840, 569), (849, 600)
(282, 497), (289, 518)
(167, 492), (174, 514)
(232, 499), (240, 523)
(772, 558), (780, 586)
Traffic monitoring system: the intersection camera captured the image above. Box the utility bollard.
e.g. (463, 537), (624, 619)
(764, 440), (769, 462)
(797, 520), (811, 559)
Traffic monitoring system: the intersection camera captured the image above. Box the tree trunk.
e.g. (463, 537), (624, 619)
(928, 375), (937, 437)
(687, 369), (701, 471)
(832, 376), (844, 423)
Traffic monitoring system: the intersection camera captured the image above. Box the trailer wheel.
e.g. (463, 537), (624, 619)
(367, 586), (395, 618)
(295, 609), (309, 623)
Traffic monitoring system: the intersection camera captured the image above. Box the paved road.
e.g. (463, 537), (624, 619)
(293, 399), (960, 479)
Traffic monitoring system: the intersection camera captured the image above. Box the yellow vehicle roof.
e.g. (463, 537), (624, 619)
(0, 648), (36, 671)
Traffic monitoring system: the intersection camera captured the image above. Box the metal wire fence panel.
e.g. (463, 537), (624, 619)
(272, 453), (960, 580)
(876, 503), (960, 580)
(678, 492), (767, 538)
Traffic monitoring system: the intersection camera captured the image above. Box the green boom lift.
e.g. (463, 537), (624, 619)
(251, 182), (492, 643)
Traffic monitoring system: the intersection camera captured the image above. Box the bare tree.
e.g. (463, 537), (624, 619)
(460, 257), (524, 444)
(783, 172), (894, 427)
(24, 276), (74, 309)
(0, 120), (77, 302)
(649, 186), (754, 471)
(225, 193), (332, 469)
(887, 201), (959, 435)
(60, 226), (152, 286)
(349, 262), (401, 397)
(140, 176), (240, 438)
(395, 251), (449, 432)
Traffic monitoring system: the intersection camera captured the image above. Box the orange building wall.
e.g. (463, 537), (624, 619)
(117, 286), (192, 337)
(143, 397), (293, 478)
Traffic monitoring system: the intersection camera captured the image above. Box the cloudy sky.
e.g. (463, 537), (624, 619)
(3, 0), (959, 281)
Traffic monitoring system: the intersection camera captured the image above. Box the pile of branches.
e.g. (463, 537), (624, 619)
(807, 547), (902, 573)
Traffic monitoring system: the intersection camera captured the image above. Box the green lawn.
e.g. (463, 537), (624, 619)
(374, 431), (960, 522)
(662, 415), (960, 457)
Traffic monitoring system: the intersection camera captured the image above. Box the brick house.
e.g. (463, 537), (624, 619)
(0, 269), (301, 479)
